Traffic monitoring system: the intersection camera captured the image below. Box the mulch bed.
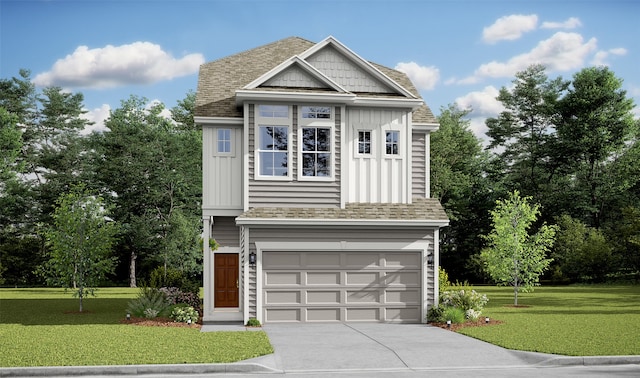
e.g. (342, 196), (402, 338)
(430, 318), (503, 332)
(120, 317), (202, 330)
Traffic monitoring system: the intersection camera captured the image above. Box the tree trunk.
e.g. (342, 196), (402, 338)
(129, 251), (137, 288)
(78, 287), (84, 312)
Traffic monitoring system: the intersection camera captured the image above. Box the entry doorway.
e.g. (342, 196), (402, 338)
(214, 253), (239, 308)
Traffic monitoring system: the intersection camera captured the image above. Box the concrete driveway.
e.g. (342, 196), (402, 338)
(252, 323), (554, 373)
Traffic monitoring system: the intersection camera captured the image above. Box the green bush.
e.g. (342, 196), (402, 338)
(427, 305), (445, 322)
(438, 266), (451, 292)
(246, 317), (261, 327)
(440, 289), (488, 314)
(170, 305), (199, 323)
(149, 266), (200, 294)
(442, 306), (466, 324)
(126, 287), (172, 319)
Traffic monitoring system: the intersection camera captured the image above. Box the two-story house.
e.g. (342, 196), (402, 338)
(195, 36), (449, 324)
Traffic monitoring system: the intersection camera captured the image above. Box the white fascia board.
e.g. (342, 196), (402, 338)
(194, 116), (244, 126)
(299, 36), (418, 99)
(243, 56), (348, 93)
(352, 97), (424, 110)
(235, 217), (450, 228)
(413, 122), (440, 132)
(235, 90), (355, 106)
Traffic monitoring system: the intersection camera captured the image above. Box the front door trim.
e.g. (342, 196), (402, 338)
(214, 252), (240, 308)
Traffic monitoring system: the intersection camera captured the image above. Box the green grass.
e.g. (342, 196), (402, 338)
(458, 285), (640, 356)
(0, 288), (273, 367)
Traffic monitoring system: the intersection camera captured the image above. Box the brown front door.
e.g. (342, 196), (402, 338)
(214, 253), (239, 308)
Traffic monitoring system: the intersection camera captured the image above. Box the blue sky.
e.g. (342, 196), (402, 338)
(2, 0), (638, 137)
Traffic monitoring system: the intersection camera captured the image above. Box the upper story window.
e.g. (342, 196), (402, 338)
(256, 105), (291, 179)
(217, 129), (231, 154)
(358, 130), (372, 155)
(301, 127), (331, 177)
(259, 105), (289, 118)
(258, 126), (289, 176)
(301, 106), (331, 119)
(386, 131), (400, 155)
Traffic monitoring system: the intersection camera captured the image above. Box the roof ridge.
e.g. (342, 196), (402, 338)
(203, 36), (313, 66)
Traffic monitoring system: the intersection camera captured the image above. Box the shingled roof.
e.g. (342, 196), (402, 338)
(195, 36), (437, 123)
(236, 198), (449, 226)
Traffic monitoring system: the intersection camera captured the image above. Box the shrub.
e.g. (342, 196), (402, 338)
(427, 305), (445, 323)
(246, 317), (261, 327)
(149, 266), (200, 294)
(126, 287), (172, 319)
(159, 286), (202, 314)
(438, 266), (451, 292)
(170, 305), (199, 323)
(442, 306), (465, 324)
(440, 289), (488, 314)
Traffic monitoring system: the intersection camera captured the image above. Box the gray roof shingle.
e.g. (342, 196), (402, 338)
(236, 198), (449, 224)
(195, 36), (437, 123)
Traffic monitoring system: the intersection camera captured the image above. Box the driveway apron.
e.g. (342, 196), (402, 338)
(262, 323), (550, 372)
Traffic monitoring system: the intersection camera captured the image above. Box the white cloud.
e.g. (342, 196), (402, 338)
(483, 14), (538, 44)
(395, 61), (440, 90)
(33, 42), (205, 89)
(591, 47), (627, 66)
(458, 32), (597, 83)
(80, 104), (111, 134)
(541, 17), (582, 30)
(455, 86), (504, 116)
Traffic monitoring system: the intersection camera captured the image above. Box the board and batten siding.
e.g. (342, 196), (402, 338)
(347, 108), (410, 204)
(248, 105), (341, 208)
(202, 125), (243, 213)
(245, 226), (436, 320)
(412, 131), (427, 198)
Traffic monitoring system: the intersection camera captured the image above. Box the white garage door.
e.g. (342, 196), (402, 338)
(262, 251), (422, 323)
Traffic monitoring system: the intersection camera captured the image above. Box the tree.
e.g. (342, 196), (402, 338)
(481, 191), (557, 305)
(93, 95), (201, 287)
(557, 67), (637, 228)
(432, 104), (495, 281)
(42, 185), (118, 311)
(486, 65), (568, 207)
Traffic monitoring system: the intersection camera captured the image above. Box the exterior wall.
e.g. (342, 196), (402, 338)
(245, 226), (436, 321)
(411, 131), (427, 198)
(202, 125), (243, 214)
(306, 46), (393, 93)
(211, 216), (240, 248)
(346, 108), (411, 203)
(247, 104), (341, 208)
(263, 66), (326, 88)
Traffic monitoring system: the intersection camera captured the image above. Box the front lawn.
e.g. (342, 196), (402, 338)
(458, 285), (640, 356)
(0, 288), (273, 367)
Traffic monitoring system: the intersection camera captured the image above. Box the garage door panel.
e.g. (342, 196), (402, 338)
(307, 308), (340, 321)
(346, 308), (380, 321)
(265, 291), (301, 305)
(385, 253), (421, 268)
(383, 272), (420, 285)
(346, 272), (380, 285)
(345, 253), (380, 268)
(386, 289), (420, 304)
(306, 272), (340, 285)
(347, 290), (380, 303)
(307, 291), (340, 304)
(265, 272), (300, 285)
(263, 251), (422, 323)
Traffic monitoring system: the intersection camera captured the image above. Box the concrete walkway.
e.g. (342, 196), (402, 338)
(2, 323), (639, 377)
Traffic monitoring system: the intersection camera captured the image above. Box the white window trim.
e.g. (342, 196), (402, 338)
(255, 105), (292, 181)
(213, 128), (235, 157)
(383, 129), (402, 159)
(355, 129), (374, 158)
(298, 105), (335, 181)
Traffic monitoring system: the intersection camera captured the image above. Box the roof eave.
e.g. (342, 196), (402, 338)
(235, 217), (450, 227)
(235, 90), (424, 109)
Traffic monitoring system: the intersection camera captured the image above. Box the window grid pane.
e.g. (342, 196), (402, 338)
(301, 106), (331, 119)
(386, 131), (399, 155)
(258, 126), (288, 176)
(259, 105), (288, 118)
(358, 131), (371, 154)
(302, 127), (331, 177)
(218, 129), (231, 153)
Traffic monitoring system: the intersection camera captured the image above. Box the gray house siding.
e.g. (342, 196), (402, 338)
(211, 216), (240, 248)
(412, 132), (427, 198)
(248, 105), (341, 208)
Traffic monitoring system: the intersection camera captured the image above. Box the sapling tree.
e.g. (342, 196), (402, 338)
(43, 185), (119, 312)
(481, 191), (557, 305)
